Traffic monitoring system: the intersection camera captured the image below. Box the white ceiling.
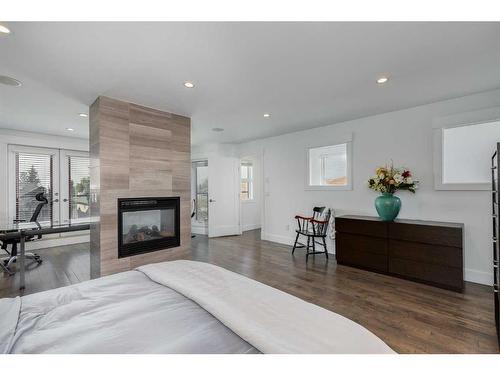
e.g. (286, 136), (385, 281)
(1, 22), (500, 145)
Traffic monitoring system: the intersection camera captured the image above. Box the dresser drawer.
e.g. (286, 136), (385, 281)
(335, 233), (388, 272)
(388, 257), (463, 291)
(336, 217), (387, 238)
(389, 239), (463, 268)
(388, 222), (462, 247)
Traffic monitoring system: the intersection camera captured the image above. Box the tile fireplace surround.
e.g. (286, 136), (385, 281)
(89, 96), (191, 278)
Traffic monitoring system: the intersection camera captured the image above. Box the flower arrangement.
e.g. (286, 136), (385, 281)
(368, 164), (418, 194)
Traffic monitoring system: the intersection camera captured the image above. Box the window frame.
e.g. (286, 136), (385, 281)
(433, 106), (500, 191)
(240, 161), (255, 202)
(305, 138), (353, 191)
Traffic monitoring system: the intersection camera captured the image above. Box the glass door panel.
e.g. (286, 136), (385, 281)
(8, 145), (60, 225)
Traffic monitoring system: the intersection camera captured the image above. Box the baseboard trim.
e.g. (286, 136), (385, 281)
(242, 223), (261, 232)
(25, 234), (90, 250)
(191, 225), (208, 235)
(262, 232), (335, 254)
(210, 225), (241, 237)
(464, 268), (492, 286)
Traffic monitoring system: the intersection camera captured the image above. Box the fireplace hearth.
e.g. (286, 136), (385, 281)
(118, 197), (180, 258)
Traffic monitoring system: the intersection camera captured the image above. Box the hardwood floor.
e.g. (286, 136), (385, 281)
(1, 230), (498, 353)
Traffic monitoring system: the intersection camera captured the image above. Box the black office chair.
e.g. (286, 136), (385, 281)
(1, 192), (46, 274)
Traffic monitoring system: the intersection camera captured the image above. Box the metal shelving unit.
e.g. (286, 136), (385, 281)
(491, 144), (500, 345)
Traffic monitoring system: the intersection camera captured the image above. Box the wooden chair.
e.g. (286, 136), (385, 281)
(292, 207), (331, 259)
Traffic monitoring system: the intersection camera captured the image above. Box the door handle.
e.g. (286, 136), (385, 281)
(63, 198), (68, 202)
(209, 199), (216, 203)
(53, 199), (59, 203)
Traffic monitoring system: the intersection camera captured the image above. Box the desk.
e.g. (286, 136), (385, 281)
(0, 221), (91, 290)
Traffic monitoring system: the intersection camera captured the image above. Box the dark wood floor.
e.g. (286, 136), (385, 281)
(1, 230), (498, 354)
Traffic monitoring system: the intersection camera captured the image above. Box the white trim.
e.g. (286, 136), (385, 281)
(191, 223), (208, 235)
(210, 224), (241, 237)
(305, 134), (353, 191)
(433, 106), (500, 191)
(242, 223), (261, 232)
(262, 231), (295, 246)
(464, 268), (492, 286)
(262, 231), (335, 254)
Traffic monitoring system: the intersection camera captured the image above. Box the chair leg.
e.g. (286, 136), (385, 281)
(322, 237), (329, 259)
(306, 236), (310, 260)
(0, 260), (14, 276)
(312, 236), (316, 256)
(292, 233), (300, 255)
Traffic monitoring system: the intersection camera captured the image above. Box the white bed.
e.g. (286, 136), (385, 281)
(0, 260), (395, 354)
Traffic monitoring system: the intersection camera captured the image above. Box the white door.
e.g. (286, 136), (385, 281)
(208, 155), (241, 237)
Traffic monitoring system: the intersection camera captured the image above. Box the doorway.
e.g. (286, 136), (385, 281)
(191, 160), (208, 235)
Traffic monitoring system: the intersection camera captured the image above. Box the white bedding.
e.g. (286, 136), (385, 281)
(1, 260), (395, 354)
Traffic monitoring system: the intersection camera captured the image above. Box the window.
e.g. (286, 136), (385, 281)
(307, 142), (351, 190)
(434, 118), (500, 190)
(9, 145), (89, 225)
(14, 151), (54, 223)
(240, 161), (254, 200)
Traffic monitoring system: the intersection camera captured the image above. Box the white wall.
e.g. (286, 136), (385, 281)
(0, 129), (89, 249)
(236, 88), (500, 286)
(443, 120), (500, 184)
(240, 154), (262, 232)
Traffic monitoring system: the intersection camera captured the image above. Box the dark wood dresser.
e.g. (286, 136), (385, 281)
(335, 215), (464, 292)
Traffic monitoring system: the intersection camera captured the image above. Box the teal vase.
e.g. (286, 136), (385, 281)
(375, 192), (401, 221)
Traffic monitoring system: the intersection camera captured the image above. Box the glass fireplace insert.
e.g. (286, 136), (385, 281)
(117, 197), (180, 258)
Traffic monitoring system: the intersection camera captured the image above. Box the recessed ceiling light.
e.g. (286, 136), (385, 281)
(212, 127), (224, 132)
(263, 113), (271, 118)
(377, 76), (389, 84)
(79, 113), (88, 118)
(184, 81), (195, 88)
(0, 75), (22, 87)
(0, 24), (10, 34)
(66, 128), (75, 132)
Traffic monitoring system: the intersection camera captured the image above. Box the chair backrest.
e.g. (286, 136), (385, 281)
(29, 192), (49, 222)
(312, 206), (325, 220)
(313, 209), (331, 236)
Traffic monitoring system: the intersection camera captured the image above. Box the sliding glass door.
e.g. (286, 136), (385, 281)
(8, 145), (89, 226)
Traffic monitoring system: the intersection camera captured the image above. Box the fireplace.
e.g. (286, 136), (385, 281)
(117, 197), (180, 258)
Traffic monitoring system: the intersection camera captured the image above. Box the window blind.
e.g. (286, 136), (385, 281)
(68, 155), (90, 221)
(15, 152), (53, 223)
